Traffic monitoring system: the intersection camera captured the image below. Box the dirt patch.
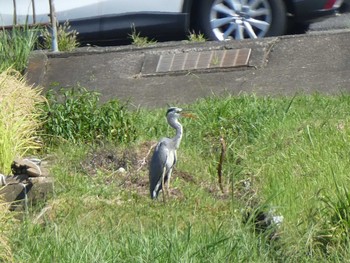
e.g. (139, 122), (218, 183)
(79, 141), (193, 198)
(81, 141), (155, 173)
(79, 141), (256, 202)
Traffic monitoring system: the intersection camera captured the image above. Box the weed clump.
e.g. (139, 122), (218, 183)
(41, 86), (138, 144)
(40, 21), (79, 51)
(311, 181), (350, 256)
(187, 31), (206, 43)
(0, 26), (38, 73)
(129, 25), (157, 47)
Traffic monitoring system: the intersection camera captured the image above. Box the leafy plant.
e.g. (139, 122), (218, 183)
(40, 21), (79, 51)
(187, 31), (206, 43)
(129, 25), (157, 47)
(41, 86), (138, 144)
(0, 25), (39, 73)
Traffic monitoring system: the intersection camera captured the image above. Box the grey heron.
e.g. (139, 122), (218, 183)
(149, 107), (193, 199)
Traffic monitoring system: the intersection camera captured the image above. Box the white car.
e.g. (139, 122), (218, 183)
(0, 0), (346, 44)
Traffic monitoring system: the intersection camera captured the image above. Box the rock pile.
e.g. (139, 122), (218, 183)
(0, 158), (53, 214)
(11, 158), (49, 178)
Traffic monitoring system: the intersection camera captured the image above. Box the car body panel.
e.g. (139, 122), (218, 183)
(0, 0), (344, 43)
(92, 12), (188, 43)
(0, 0), (185, 25)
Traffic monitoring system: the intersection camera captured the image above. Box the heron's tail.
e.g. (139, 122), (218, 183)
(150, 180), (162, 199)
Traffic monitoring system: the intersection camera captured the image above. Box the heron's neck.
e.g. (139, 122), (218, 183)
(169, 118), (183, 149)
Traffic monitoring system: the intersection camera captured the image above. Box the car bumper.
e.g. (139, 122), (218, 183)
(292, 0), (344, 23)
(298, 9), (338, 23)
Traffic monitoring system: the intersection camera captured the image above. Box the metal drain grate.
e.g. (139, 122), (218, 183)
(155, 48), (251, 73)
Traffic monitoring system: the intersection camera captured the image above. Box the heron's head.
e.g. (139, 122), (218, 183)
(166, 107), (182, 119)
(166, 107), (195, 121)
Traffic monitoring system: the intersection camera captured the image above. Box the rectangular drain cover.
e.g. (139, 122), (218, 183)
(141, 48), (251, 76)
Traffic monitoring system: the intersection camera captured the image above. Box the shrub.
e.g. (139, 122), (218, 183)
(40, 21), (79, 52)
(41, 86), (138, 144)
(0, 69), (45, 174)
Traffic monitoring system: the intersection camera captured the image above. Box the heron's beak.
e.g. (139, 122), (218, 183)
(181, 112), (196, 119)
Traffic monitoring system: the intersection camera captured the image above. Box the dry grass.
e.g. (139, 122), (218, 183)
(0, 195), (17, 263)
(0, 69), (45, 174)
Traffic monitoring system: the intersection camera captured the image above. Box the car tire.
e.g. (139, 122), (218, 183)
(287, 21), (310, 35)
(197, 0), (287, 40)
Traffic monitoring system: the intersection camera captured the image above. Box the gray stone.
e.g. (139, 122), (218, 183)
(0, 175), (53, 212)
(11, 158), (49, 177)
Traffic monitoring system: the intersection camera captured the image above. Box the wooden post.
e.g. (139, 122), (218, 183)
(48, 0), (59, 52)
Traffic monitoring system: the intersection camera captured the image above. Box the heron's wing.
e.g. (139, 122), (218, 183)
(149, 140), (169, 198)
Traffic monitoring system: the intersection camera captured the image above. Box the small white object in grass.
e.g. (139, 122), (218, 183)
(272, 215), (284, 226)
(0, 174), (6, 186)
(117, 167), (126, 173)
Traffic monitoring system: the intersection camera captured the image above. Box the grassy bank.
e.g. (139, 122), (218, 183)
(8, 93), (350, 262)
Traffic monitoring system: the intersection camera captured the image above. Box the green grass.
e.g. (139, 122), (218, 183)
(0, 26), (38, 73)
(129, 25), (157, 47)
(9, 93), (350, 262)
(0, 21), (79, 74)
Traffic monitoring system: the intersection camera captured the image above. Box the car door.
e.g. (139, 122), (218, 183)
(98, 0), (186, 41)
(0, 0), (102, 36)
(1, 0), (186, 42)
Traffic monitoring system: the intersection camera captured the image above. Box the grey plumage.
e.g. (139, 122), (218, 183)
(149, 107), (184, 199)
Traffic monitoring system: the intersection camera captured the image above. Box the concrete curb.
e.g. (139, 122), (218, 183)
(26, 30), (350, 108)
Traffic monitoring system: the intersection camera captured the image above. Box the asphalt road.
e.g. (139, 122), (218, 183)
(309, 13), (350, 32)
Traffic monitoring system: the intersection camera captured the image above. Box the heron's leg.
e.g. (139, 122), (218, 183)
(161, 167), (167, 203)
(166, 168), (173, 197)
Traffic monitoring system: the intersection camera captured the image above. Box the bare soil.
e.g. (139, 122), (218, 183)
(80, 141), (197, 198)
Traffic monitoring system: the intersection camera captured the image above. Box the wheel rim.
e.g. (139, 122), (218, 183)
(210, 0), (272, 40)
